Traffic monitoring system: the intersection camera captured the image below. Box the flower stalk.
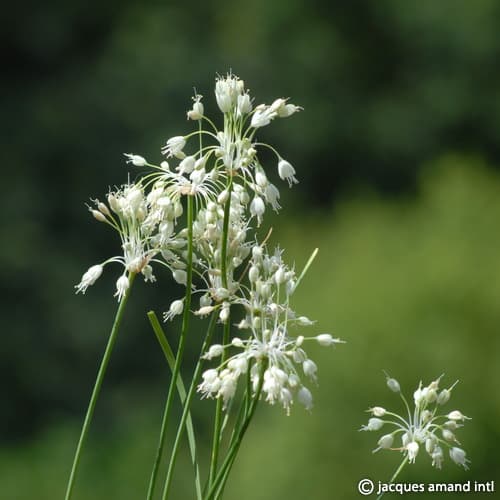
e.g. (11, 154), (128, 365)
(65, 272), (136, 500)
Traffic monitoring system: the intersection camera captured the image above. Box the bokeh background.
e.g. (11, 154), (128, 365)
(2, 1), (500, 498)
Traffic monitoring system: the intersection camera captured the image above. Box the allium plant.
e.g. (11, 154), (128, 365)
(66, 73), (343, 500)
(361, 373), (471, 499)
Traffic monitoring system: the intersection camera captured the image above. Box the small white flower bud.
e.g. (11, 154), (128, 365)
(414, 387), (425, 405)
(217, 189), (229, 204)
(361, 418), (384, 431)
(442, 429), (456, 442)
(250, 196), (265, 218)
(236, 319), (249, 330)
(296, 335), (304, 347)
(376, 434), (394, 451)
(288, 373), (300, 388)
(114, 275), (129, 301)
(270, 98), (287, 112)
(406, 441), (419, 463)
(232, 337), (244, 347)
(386, 375), (401, 393)
(187, 96), (204, 120)
(297, 386), (313, 410)
(248, 265), (260, 283)
(447, 410), (470, 421)
(421, 409), (432, 423)
(97, 202), (110, 216)
(204, 344), (224, 360)
(202, 369), (218, 383)
(368, 406), (386, 417)
(252, 245), (263, 260)
(160, 160), (170, 170)
(163, 136), (186, 159)
(237, 93), (252, 115)
(215, 79), (233, 113)
(124, 153), (147, 166)
(316, 334), (335, 346)
(437, 388), (451, 405)
(75, 264), (104, 294)
(303, 359), (318, 380)
(219, 302), (230, 323)
(200, 294), (211, 308)
(431, 446), (444, 469)
(449, 447), (470, 470)
(165, 299), (184, 320)
(107, 194), (120, 214)
(172, 269), (187, 285)
(255, 169), (268, 188)
(277, 103), (302, 118)
(91, 209), (107, 222)
(274, 266), (286, 284)
(425, 437), (436, 454)
(251, 107), (276, 128)
(444, 420), (460, 430)
(425, 388), (438, 403)
(194, 306), (215, 317)
(178, 155), (196, 174)
(278, 159), (298, 187)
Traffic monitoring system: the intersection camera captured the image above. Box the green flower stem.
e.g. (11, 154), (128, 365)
(147, 311), (203, 500)
(205, 360), (267, 500)
(215, 381), (253, 500)
(64, 272), (136, 500)
(146, 195), (194, 500)
(161, 313), (218, 500)
(208, 177), (233, 486)
(376, 456), (409, 500)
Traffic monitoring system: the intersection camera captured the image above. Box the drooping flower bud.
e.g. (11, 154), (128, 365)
(449, 447), (470, 470)
(407, 441), (419, 463)
(278, 159), (298, 187)
(114, 275), (130, 302)
(437, 388), (451, 405)
(375, 434), (394, 451)
(361, 418), (384, 431)
(75, 264), (104, 294)
(164, 299), (184, 321)
(297, 386), (313, 410)
(187, 95), (204, 120)
(447, 410), (471, 421)
(385, 374), (401, 393)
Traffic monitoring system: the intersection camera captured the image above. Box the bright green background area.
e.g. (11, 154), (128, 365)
(2, 158), (499, 499)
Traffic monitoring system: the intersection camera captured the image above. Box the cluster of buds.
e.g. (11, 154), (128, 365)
(361, 374), (471, 470)
(77, 184), (158, 300)
(198, 245), (344, 414)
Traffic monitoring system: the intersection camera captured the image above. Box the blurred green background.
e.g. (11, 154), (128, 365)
(2, 1), (500, 498)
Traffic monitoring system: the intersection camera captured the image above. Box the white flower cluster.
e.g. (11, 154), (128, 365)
(75, 184), (174, 300)
(198, 245), (344, 414)
(76, 73), (341, 411)
(361, 374), (471, 470)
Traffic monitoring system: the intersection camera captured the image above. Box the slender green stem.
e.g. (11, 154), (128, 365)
(146, 195), (194, 500)
(208, 178), (233, 486)
(376, 456), (409, 500)
(205, 360), (267, 500)
(147, 311), (203, 500)
(161, 313), (218, 500)
(65, 272), (136, 500)
(215, 379), (253, 500)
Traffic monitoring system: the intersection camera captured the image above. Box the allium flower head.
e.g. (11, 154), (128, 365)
(361, 374), (471, 470)
(76, 182), (184, 299)
(198, 245), (343, 414)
